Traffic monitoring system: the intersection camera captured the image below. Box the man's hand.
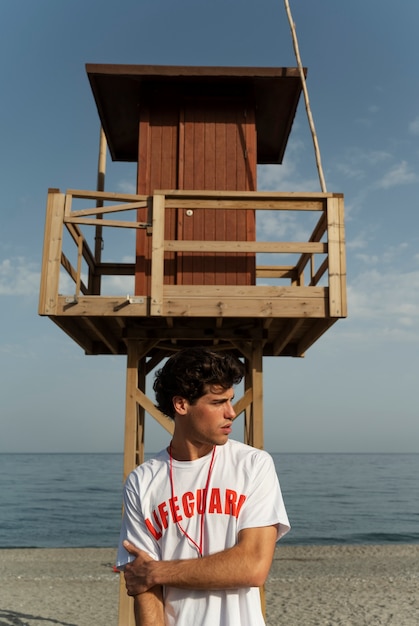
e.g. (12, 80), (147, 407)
(123, 540), (155, 596)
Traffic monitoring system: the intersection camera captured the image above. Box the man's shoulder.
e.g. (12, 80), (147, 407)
(221, 439), (273, 461)
(127, 448), (168, 482)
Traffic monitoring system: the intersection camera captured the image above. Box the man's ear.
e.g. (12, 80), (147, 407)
(172, 396), (189, 415)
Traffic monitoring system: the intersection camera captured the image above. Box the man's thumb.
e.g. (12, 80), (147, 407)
(123, 540), (141, 556)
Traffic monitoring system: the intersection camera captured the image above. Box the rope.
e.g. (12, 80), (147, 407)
(283, 0), (327, 192)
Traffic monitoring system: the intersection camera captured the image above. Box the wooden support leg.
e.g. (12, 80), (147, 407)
(253, 344), (266, 617)
(244, 367), (252, 446)
(122, 341), (141, 481)
(243, 342), (264, 450)
(243, 343), (266, 617)
(118, 341), (159, 625)
(250, 342), (264, 450)
(118, 574), (134, 626)
(118, 340), (140, 626)
(137, 356), (146, 466)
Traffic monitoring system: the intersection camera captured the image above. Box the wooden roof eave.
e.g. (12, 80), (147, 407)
(85, 64), (307, 164)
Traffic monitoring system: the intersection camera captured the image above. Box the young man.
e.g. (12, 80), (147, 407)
(117, 347), (290, 626)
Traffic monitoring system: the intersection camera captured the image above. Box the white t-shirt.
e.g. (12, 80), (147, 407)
(117, 439), (290, 626)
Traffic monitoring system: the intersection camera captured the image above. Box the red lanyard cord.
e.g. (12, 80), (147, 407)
(168, 445), (216, 557)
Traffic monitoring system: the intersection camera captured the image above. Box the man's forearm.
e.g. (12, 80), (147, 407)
(133, 586), (164, 626)
(124, 526), (278, 596)
(147, 527), (276, 590)
(150, 546), (262, 589)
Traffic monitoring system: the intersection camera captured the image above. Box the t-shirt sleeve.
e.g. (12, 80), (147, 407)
(116, 472), (161, 569)
(238, 452), (290, 540)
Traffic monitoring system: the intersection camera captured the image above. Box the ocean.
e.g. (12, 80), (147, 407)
(0, 452), (418, 549)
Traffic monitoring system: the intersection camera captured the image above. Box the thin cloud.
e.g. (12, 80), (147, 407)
(257, 139), (321, 192)
(117, 179), (136, 194)
(347, 267), (419, 341)
(336, 149), (391, 180)
(0, 257), (40, 296)
(256, 203), (319, 243)
(382, 242), (409, 263)
(376, 161), (419, 189)
(354, 252), (379, 265)
(354, 241), (411, 268)
(346, 230), (371, 251)
(408, 116), (419, 135)
(100, 274), (135, 295)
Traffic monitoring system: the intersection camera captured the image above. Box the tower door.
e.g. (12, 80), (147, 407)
(176, 98), (256, 286)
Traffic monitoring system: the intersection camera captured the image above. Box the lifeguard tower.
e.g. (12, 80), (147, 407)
(39, 63), (346, 624)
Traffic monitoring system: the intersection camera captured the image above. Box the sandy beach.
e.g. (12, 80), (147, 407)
(0, 544), (418, 625)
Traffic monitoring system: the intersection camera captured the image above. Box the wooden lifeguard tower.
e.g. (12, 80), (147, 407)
(39, 63), (346, 624)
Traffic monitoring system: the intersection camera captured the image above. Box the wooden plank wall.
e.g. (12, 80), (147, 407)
(178, 99), (256, 285)
(135, 97), (257, 294)
(135, 104), (178, 294)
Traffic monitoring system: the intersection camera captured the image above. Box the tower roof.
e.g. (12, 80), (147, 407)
(86, 64), (305, 164)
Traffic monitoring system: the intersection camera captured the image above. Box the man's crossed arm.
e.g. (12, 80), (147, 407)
(124, 524), (278, 595)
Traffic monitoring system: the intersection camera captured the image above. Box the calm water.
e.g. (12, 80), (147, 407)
(0, 453), (418, 548)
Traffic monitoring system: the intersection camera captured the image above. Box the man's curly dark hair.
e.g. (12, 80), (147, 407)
(153, 347), (245, 419)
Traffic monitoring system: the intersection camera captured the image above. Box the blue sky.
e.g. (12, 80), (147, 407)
(1, 0), (418, 453)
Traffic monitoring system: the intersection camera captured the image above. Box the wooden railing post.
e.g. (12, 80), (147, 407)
(337, 195), (347, 317)
(327, 195), (347, 318)
(150, 193), (166, 316)
(38, 189), (65, 315)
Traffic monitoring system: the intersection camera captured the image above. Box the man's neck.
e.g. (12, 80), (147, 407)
(168, 439), (214, 461)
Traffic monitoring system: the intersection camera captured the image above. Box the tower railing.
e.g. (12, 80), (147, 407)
(39, 188), (346, 321)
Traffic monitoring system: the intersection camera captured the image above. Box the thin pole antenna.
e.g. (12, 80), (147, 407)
(283, 0), (327, 192)
(92, 126), (107, 294)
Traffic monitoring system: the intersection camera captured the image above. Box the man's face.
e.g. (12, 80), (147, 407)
(174, 385), (236, 447)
